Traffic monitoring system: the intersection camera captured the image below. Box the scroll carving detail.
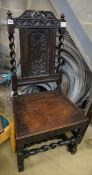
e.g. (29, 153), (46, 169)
(14, 10), (60, 28)
(30, 31), (49, 76)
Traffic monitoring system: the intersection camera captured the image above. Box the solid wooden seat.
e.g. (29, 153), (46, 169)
(13, 91), (88, 140)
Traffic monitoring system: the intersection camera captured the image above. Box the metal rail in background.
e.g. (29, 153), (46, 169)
(50, 0), (92, 71)
(60, 31), (92, 114)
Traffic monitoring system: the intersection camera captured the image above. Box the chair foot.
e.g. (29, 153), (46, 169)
(18, 163), (24, 172)
(68, 144), (77, 154)
(17, 152), (24, 172)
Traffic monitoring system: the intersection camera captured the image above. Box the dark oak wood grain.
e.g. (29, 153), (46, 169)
(13, 91), (88, 139)
(7, 10), (89, 172)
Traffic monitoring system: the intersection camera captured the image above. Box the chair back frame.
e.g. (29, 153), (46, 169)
(7, 10), (66, 96)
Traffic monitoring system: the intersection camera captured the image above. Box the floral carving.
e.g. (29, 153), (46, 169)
(30, 30), (49, 76)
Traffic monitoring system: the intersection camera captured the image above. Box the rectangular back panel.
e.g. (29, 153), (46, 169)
(19, 28), (56, 79)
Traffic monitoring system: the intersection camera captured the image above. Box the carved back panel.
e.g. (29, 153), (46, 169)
(7, 10), (63, 92)
(20, 28), (56, 78)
